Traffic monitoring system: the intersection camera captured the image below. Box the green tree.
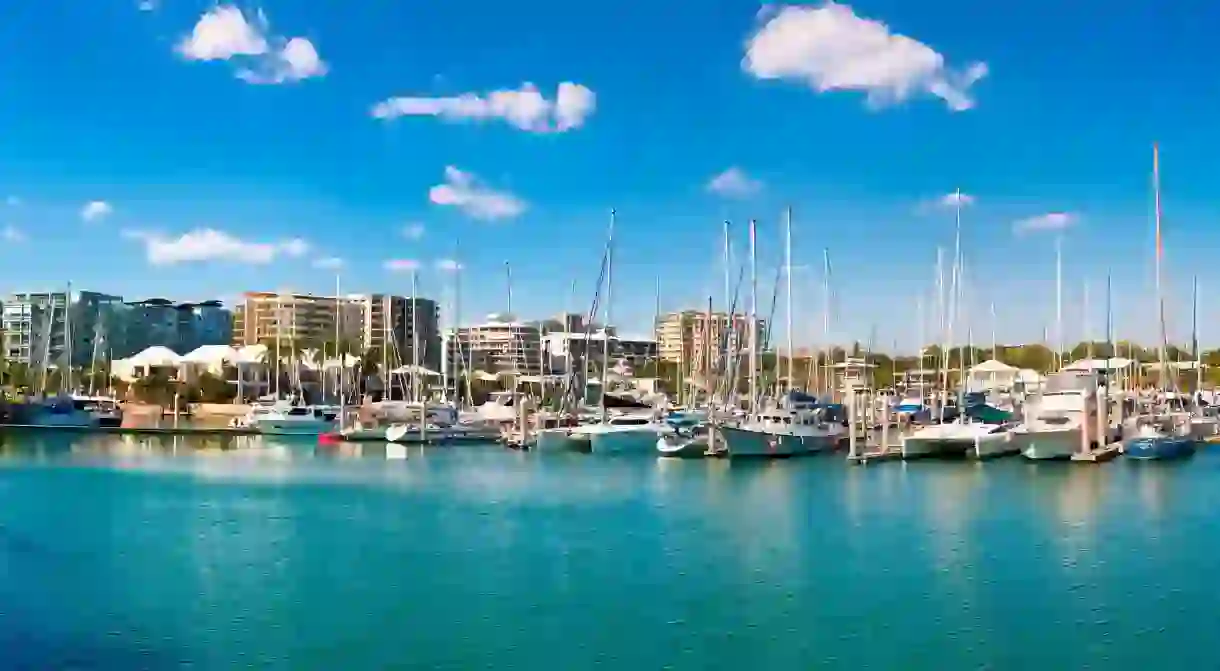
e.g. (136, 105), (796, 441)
(192, 372), (236, 403)
(133, 371), (177, 406)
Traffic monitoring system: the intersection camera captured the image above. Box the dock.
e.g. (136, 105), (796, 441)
(1070, 442), (1122, 462)
(846, 446), (903, 464)
(0, 424), (260, 436)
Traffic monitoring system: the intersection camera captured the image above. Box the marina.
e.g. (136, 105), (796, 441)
(8, 0), (1220, 666)
(3, 429), (1220, 669)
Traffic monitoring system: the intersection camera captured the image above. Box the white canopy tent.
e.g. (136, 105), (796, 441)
(968, 359), (1018, 390)
(128, 346), (182, 367)
(111, 346), (183, 382)
(1016, 368), (1045, 384)
(1064, 357), (1134, 372)
(180, 345), (237, 366)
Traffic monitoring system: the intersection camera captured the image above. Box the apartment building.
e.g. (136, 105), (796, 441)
(347, 294), (441, 370)
(2, 290), (124, 367)
(115, 298), (233, 357)
(541, 331), (658, 373)
(232, 291), (440, 369)
(654, 310), (768, 367)
(232, 292), (352, 348)
(445, 313), (543, 377)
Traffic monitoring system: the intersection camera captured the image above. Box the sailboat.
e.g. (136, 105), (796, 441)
(902, 192), (1015, 459)
(718, 215), (843, 458)
(570, 210), (668, 454)
(27, 286), (99, 427)
(1122, 144), (1197, 460)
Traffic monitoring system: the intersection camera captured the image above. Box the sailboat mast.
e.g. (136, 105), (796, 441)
(275, 293), (282, 397)
(946, 193), (962, 389)
(336, 273), (344, 426)
(936, 247), (948, 394)
(599, 210), (615, 423)
(722, 220), (731, 385)
(748, 219), (758, 422)
(381, 296), (389, 393)
(411, 269), (421, 403)
(1055, 235), (1063, 370)
(1193, 276), (1201, 391)
(821, 247), (830, 395)
(989, 301), (997, 360)
(785, 207), (794, 391)
(916, 296), (925, 405)
(64, 281), (73, 392)
(1084, 280), (1092, 361)
(1153, 143), (1168, 389)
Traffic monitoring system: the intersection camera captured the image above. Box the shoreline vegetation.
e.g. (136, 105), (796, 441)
(0, 339), (1210, 410)
(634, 340), (1215, 391)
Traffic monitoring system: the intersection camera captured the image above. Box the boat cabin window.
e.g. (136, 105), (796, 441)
(609, 417), (650, 426)
(286, 407), (311, 416)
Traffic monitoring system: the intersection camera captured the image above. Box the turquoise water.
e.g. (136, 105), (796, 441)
(1, 432), (1218, 669)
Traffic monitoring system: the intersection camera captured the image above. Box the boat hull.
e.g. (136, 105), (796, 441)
(902, 425), (1015, 460)
(534, 428), (588, 453)
(656, 434), (708, 458)
(589, 428), (660, 455)
(1124, 436), (1197, 460)
(1016, 428), (1082, 460)
(253, 420), (335, 436)
(26, 409), (98, 428)
(719, 425), (833, 458)
(1190, 417), (1218, 440)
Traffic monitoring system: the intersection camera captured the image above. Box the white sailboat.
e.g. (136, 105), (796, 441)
(719, 213), (843, 457)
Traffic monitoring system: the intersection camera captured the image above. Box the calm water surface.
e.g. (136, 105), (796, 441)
(1, 432), (1217, 669)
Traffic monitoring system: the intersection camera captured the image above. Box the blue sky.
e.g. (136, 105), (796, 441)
(0, 0), (1216, 349)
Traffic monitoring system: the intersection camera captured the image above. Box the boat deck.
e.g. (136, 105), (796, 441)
(0, 424), (259, 436)
(846, 446), (903, 464)
(1070, 442), (1122, 462)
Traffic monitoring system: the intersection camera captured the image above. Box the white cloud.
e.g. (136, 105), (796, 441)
(280, 238), (310, 257)
(402, 222), (425, 240)
(177, 6), (326, 84)
(371, 82), (596, 133)
(238, 37), (328, 85)
(1013, 212), (1077, 234)
(937, 192), (974, 207)
(176, 6), (267, 60)
(313, 256), (344, 269)
(383, 258), (420, 273)
(125, 228), (310, 265)
(137, 0), (157, 11)
(429, 166), (526, 221)
(436, 259), (464, 272)
(743, 2), (988, 112)
(81, 200), (113, 222)
(706, 167), (763, 198)
(1, 225), (25, 242)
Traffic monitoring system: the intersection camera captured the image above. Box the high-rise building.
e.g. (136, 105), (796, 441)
(113, 298), (233, 357)
(232, 291), (440, 369)
(445, 313), (542, 378)
(654, 310), (768, 367)
(231, 292), (352, 348)
(2, 290), (124, 367)
(348, 294), (441, 371)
